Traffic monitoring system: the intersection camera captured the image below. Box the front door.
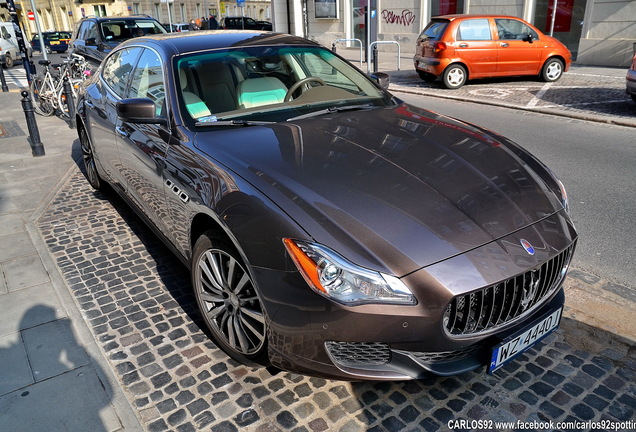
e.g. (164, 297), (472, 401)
(495, 18), (545, 75)
(115, 48), (171, 234)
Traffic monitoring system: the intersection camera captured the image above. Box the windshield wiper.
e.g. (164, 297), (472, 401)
(195, 119), (275, 127)
(286, 103), (375, 121)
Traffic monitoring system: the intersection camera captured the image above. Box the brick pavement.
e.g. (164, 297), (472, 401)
(36, 167), (636, 431)
(3, 58), (635, 431)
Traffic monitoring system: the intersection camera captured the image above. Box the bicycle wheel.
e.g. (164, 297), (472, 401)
(29, 76), (56, 116)
(57, 77), (82, 118)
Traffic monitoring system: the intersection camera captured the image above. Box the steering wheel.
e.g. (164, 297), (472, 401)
(284, 77), (326, 101)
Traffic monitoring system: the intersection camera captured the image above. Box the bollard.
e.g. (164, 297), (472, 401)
(331, 42), (337, 54)
(62, 76), (76, 129)
(20, 90), (46, 157)
(0, 59), (8, 92)
(372, 45), (379, 73)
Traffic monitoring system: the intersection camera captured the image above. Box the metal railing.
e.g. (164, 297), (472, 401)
(368, 41), (401, 74)
(331, 38), (363, 66)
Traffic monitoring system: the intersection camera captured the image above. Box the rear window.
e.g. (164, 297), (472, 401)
(418, 20), (448, 41)
(46, 32), (71, 41)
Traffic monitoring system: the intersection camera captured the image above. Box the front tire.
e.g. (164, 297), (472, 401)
(541, 58), (564, 82)
(443, 64), (467, 89)
(192, 234), (268, 366)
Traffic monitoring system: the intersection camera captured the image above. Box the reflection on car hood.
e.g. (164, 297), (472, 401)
(194, 103), (565, 276)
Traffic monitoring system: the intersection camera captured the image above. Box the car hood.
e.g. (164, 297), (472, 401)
(194, 103), (566, 276)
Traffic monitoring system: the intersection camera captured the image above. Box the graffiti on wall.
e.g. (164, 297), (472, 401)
(381, 9), (416, 27)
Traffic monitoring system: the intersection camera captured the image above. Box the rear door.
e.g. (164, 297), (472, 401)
(453, 18), (498, 77)
(495, 18), (544, 75)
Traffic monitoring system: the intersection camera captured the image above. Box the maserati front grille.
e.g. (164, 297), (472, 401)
(444, 244), (575, 336)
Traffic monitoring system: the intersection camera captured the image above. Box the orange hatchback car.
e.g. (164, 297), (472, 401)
(414, 15), (572, 89)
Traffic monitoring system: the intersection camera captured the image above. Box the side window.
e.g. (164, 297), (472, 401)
(1, 27), (9, 39)
(101, 47), (142, 98)
(457, 19), (491, 41)
(496, 19), (539, 41)
(128, 49), (165, 117)
(85, 22), (99, 41)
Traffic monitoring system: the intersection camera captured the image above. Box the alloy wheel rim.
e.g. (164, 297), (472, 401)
(448, 68), (465, 86)
(196, 249), (265, 355)
(547, 62), (562, 80)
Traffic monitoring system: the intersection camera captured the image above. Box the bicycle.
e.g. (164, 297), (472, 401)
(29, 54), (91, 117)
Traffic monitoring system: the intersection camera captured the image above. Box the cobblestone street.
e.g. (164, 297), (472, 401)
(36, 167), (636, 431)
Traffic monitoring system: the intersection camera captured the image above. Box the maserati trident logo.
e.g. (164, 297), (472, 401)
(521, 270), (541, 311)
(520, 239), (535, 255)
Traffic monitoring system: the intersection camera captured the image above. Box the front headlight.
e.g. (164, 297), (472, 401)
(283, 239), (416, 306)
(556, 178), (569, 213)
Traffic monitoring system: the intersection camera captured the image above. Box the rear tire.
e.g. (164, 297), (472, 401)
(541, 58), (564, 82)
(3, 53), (13, 69)
(442, 64), (467, 89)
(192, 233), (268, 366)
(79, 124), (104, 190)
(417, 70), (436, 82)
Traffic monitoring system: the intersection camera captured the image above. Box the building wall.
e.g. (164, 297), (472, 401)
(272, 0), (635, 67)
(576, 0), (635, 67)
(3, 0), (271, 40)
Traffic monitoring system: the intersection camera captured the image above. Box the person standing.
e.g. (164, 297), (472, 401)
(209, 15), (219, 30)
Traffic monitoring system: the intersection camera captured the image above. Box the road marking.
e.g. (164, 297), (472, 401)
(542, 99), (628, 108)
(526, 82), (552, 108)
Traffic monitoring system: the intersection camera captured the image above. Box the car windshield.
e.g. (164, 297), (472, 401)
(101, 20), (167, 41)
(175, 45), (391, 125)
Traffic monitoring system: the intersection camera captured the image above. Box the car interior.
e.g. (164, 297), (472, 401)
(176, 48), (379, 121)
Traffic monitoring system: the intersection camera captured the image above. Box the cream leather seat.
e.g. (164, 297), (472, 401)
(237, 76), (287, 109)
(179, 67), (211, 119)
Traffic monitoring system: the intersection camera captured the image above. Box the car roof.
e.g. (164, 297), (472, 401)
(433, 14), (521, 21)
(117, 30), (320, 56)
(82, 15), (160, 22)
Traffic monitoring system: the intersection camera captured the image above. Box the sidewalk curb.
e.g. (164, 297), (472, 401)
(389, 84), (636, 128)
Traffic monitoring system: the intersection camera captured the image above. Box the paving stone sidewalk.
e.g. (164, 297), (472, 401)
(36, 166), (636, 431)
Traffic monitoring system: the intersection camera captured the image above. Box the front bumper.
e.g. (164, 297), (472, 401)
(255, 211), (576, 380)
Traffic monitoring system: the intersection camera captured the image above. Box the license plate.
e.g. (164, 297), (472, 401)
(488, 307), (562, 374)
(51, 41), (59, 45)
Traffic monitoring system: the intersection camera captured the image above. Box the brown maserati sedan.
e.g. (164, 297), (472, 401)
(75, 31), (577, 380)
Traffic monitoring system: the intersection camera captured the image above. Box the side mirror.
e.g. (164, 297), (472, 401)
(522, 34), (534, 43)
(85, 37), (97, 46)
(370, 72), (390, 89)
(117, 98), (167, 125)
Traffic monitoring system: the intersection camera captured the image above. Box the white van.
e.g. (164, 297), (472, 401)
(0, 22), (21, 68)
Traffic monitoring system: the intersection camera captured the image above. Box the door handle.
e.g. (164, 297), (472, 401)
(85, 100), (94, 108)
(459, 43), (468, 48)
(115, 125), (130, 138)
(501, 43), (509, 47)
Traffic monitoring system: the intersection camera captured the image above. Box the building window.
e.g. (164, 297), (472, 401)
(133, 3), (141, 14)
(93, 5), (107, 17)
(154, 3), (162, 21)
